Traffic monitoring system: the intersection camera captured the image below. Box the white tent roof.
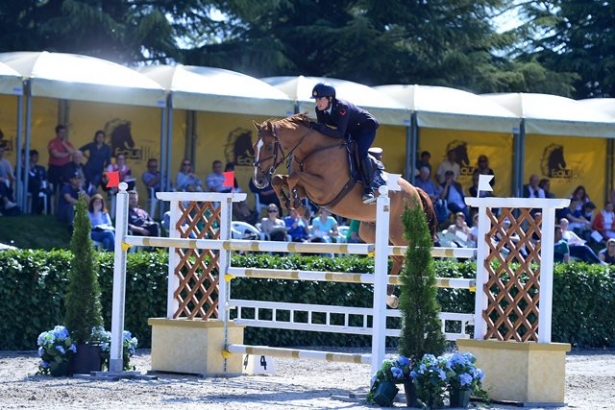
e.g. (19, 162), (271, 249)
(261, 75), (410, 126)
(482, 93), (615, 138)
(0, 51), (166, 107)
(577, 98), (615, 119)
(139, 65), (294, 116)
(0, 62), (22, 96)
(375, 84), (519, 133)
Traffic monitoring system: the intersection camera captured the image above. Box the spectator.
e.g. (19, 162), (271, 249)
(284, 207), (310, 242)
(469, 171), (494, 199)
(104, 153), (135, 193)
(415, 166), (446, 224)
(311, 209), (340, 243)
(127, 190), (160, 237)
(80, 130), (112, 190)
(63, 151), (87, 187)
(599, 238), (615, 264)
(522, 174), (545, 199)
(25, 149), (50, 214)
(447, 212), (471, 239)
(260, 203), (287, 241)
(176, 159), (203, 192)
(554, 225), (570, 263)
(472, 154), (495, 188)
(0, 145), (17, 212)
(440, 170), (470, 225)
(415, 150), (432, 176)
(141, 158), (161, 193)
(249, 176), (281, 212)
(47, 124), (75, 195)
(206, 160), (227, 192)
(559, 218), (604, 264)
(592, 202), (615, 240)
(435, 149), (460, 184)
(539, 178), (555, 199)
(557, 198), (591, 233)
(345, 219), (363, 243)
(88, 194), (115, 251)
(57, 172), (90, 231)
(569, 185), (590, 212)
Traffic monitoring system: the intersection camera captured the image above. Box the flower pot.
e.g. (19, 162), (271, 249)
(69, 344), (102, 375)
(449, 388), (471, 408)
(403, 379), (419, 408)
(49, 361), (69, 377)
(373, 381), (399, 407)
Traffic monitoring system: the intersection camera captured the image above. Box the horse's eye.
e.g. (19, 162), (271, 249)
(267, 145), (273, 153)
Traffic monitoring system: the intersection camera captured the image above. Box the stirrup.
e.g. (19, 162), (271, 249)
(362, 191), (376, 204)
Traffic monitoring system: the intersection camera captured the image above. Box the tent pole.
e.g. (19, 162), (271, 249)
(406, 112), (418, 183)
(166, 102), (174, 194)
(23, 84), (32, 212)
(14, 94), (24, 209)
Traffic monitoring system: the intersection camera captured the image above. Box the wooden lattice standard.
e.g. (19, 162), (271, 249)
(483, 208), (543, 342)
(172, 201), (221, 320)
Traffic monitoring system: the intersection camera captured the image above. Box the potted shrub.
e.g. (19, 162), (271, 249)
(36, 325), (77, 377)
(367, 355), (412, 406)
(445, 352), (488, 408)
(398, 203), (446, 407)
(410, 354), (448, 408)
(64, 194), (104, 374)
(92, 326), (139, 371)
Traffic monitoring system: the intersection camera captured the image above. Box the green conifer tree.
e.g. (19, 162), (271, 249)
(398, 203), (446, 360)
(64, 194), (103, 344)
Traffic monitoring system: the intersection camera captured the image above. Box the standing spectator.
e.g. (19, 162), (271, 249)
(592, 202), (615, 240)
(57, 172), (90, 231)
(176, 159), (203, 192)
(415, 151), (432, 175)
(104, 153), (135, 193)
(284, 207), (310, 242)
(473, 155), (495, 188)
(47, 124), (75, 194)
(261, 203), (287, 241)
(539, 178), (555, 199)
(127, 190), (160, 237)
(25, 149), (50, 214)
(80, 130), (112, 191)
(0, 145), (17, 212)
(599, 238), (615, 264)
(88, 194), (115, 251)
(554, 225), (570, 263)
(522, 174), (545, 199)
(311, 209), (340, 243)
(435, 149), (460, 184)
(440, 170), (470, 225)
(141, 158), (161, 193)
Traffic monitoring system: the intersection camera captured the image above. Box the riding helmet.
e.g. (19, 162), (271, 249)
(311, 82), (336, 99)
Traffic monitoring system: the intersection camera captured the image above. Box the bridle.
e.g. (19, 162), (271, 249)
(253, 123), (313, 182)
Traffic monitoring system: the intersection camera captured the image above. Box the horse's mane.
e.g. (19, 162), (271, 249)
(273, 113), (313, 129)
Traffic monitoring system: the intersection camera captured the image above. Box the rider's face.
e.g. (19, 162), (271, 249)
(315, 96), (330, 111)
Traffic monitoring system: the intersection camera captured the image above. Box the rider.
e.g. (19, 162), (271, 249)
(310, 82), (379, 204)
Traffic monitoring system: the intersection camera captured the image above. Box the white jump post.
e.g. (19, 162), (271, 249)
(110, 182), (130, 373)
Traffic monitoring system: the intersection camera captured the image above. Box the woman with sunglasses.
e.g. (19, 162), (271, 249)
(261, 204), (287, 241)
(176, 159), (203, 192)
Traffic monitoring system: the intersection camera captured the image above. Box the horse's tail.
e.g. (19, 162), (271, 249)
(416, 187), (438, 241)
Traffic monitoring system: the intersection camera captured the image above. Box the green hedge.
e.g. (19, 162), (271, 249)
(0, 250), (612, 350)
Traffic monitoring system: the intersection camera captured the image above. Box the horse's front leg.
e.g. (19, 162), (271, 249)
(271, 175), (291, 210)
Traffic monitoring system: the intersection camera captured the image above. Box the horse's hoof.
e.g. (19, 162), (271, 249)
(386, 295), (399, 309)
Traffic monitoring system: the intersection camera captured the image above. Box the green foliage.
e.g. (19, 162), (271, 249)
(0, 215), (72, 250)
(64, 195), (103, 344)
(398, 204), (446, 361)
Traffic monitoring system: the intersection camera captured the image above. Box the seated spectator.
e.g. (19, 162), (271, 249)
(57, 172), (90, 231)
(103, 153), (135, 194)
(127, 190), (159, 237)
(472, 155), (495, 189)
(570, 185), (590, 212)
(554, 225), (570, 263)
(261, 204), (287, 241)
(142, 158), (161, 194)
(80, 130), (112, 190)
(440, 170), (470, 225)
(284, 207), (310, 242)
(468, 213), (479, 246)
(557, 198), (591, 233)
(523, 174), (545, 199)
(415, 150), (431, 175)
(346, 219), (363, 244)
(0, 145), (17, 212)
(539, 178), (555, 199)
(448, 212), (471, 238)
(311, 209), (340, 243)
(592, 202), (615, 240)
(560, 218), (604, 264)
(88, 194), (115, 251)
(599, 238), (615, 264)
(25, 149), (51, 214)
(206, 159), (255, 223)
(176, 159), (203, 192)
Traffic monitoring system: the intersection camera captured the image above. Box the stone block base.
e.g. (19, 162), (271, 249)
(148, 318), (244, 376)
(457, 340), (570, 405)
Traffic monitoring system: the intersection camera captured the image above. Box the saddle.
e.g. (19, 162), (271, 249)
(347, 140), (386, 190)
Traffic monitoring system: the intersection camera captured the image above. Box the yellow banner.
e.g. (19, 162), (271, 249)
(419, 128), (513, 197)
(524, 135), (606, 207)
(373, 125), (408, 176)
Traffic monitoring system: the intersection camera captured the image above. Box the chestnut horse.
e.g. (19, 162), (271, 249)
(252, 113), (436, 307)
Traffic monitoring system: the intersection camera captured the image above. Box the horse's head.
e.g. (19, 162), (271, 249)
(252, 120), (281, 189)
(541, 144), (566, 176)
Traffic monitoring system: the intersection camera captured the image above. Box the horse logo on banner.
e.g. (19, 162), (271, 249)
(446, 140), (473, 176)
(225, 127), (255, 167)
(540, 144), (571, 179)
(105, 118), (144, 160)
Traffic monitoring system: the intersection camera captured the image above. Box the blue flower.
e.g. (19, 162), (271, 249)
(459, 373), (473, 386)
(69, 344), (77, 353)
(391, 367), (404, 380)
(55, 345), (66, 355)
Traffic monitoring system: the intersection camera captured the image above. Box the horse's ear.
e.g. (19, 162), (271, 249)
(266, 121), (274, 133)
(252, 120), (262, 130)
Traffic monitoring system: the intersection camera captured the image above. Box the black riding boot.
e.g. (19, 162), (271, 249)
(360, 157), (376, 204)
